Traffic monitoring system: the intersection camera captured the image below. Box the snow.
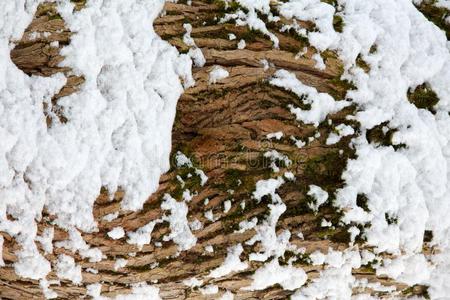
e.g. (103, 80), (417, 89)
(183, 23), (206, 68)
(264, 150), (292, 172)
(182, 277), (203, 287)
(189, 218), (203, 231)
(102, 212), (119, 222)
(220, 0), (279, 48)
(266, 131), (283, 140)
(307, 185), (329, 212)
(223, 200), (232, 213)
(244, 259), (307, 291)
(14, 244), (51, 280)
(200, 284), (219, 295)
(231, 0), (450, 296)
(435, 0), (450, 9)
(115, 282), (161, 300)
(55, 254), (82, 284)
(293, 249), (361, 299)
(204, 209), (216, 222)
(114, 258), (128, 271)
(237, 39), (246, 49)
(107, 227), (125, 240)
(36, 227), (54, 254)
(182, 23), (195, 47)
(86, 283), (103, 299)
(284, 171), (295, 181)
(209, 66), (229, 84)
(291, 136), (306, 148)
(55, 228), (102, 262)
(187, 48), (206, 68)
(312, 53), (326, 70)
(2, 0), (450, 296)
(161, 194), (197, 251)
(0, 0), (192, 280)
(326, 124), (355, 145)
(194, 168), (208, 186)
(182, 189), (193, 202)
(279, 0), (339, 51)
(276, 0), (450, 295)
(175, 151), (193, 168)
(248, 185), (291, 261)
(218, 291), (234, 300)
(270, 70), (349, 126)
(208, 243), (248, 278)
(237, 217), (258, 233)
(253, 176), (285, 202)
(40, 279), (58, 299)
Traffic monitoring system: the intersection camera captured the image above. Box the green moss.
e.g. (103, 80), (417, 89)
(328, 75), (357, 100)
(316, 227), (336, 239)
(278, 250), (311, 266)
(330, 227), (351, 243)
(402, 285), (430, 299)
(424, 230), (433, 243)
(416, 2), (450, 40)
(385, 212), (398, 225)
(366, 122), (407, 150)
(358, 264), (376, 274)
(195, 87), (233, 102)
(407, 83), (439, 112)
(366, 122), (395, 146)
(285, 28), (310, 46)
(282, 196), (312, 218)
(333, 15), (344, 33)
(303, 151), (347, 191)
(226, 1), (245, 12)
(238, 29), (267, 43)
(356, 194), (370, 212)
(224, 169), (252, 191)
(356, 54), (370, 72)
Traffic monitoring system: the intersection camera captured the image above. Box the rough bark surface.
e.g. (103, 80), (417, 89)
(1, 1), (427, 299)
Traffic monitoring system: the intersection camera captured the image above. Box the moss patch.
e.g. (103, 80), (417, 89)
(407, 83), (439, 112)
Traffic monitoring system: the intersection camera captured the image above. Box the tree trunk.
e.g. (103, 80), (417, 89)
(1, 1), (426, 299)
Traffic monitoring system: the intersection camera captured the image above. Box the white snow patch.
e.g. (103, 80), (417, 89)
(266, 131), (283, 140)
(326, 124), (355, 145)
(161, 194), (197, 251)
(0, 0), (192, 280)
(115, 282), (161, 300)
(107, 227), (125, 240)
(209, 66), (229, 84)
(127, 220), (160, 250)
(55, 254), (82, 284)
(208, 243), (248, 278)
(237, 39), (246, 49)
(270, 70), (349, 126)
(114, 258), (128, 271)
(200, 284), (219, 295)
(307, 185), (329, 212)
(243, 259), (307, 291)
(182, 277), (203, 287)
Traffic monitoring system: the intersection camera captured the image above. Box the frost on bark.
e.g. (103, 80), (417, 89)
(1, 1), (429, 299)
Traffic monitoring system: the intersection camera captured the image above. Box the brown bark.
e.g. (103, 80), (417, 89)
(1, 1), (426, 299)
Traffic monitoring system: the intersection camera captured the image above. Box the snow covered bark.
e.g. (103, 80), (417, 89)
(1, 0), (447, 299)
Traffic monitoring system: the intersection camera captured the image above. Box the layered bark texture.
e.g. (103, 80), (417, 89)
(1, 1), (430, 299)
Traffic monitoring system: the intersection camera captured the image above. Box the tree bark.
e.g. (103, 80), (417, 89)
(1, 1), (427, 299)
